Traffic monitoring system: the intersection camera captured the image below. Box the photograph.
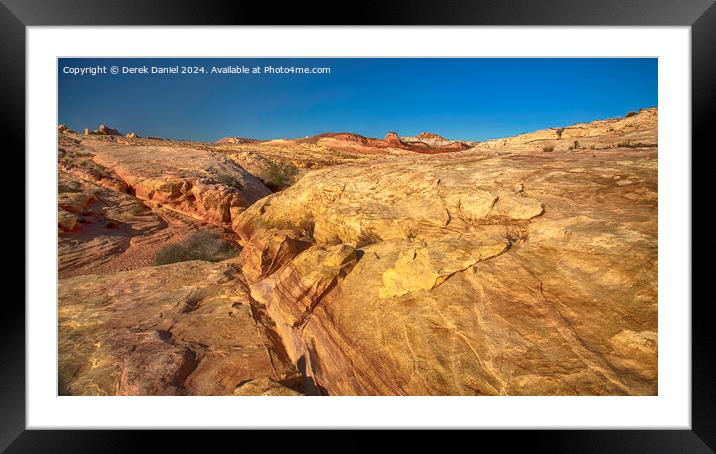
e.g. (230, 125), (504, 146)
(56, 57), (659, 397)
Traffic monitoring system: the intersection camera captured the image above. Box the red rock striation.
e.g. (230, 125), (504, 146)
(302, 131), (470, 154)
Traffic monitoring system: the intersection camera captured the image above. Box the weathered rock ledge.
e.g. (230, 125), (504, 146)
(231, 149), (657, 395)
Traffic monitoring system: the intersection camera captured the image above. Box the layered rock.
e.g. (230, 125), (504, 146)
(58, 171), (171, 277)
(58, 165), (237, 278)
(249, 244), (358, 364)
(238, 229), (312, 283)
(234, 147), (658, 395)
(383, 131), (405, 148)
(475, 107), (657, 152)
(290, 131), (471, 154)
(402, 132), (474, 151)
(59, 134), (129, 193)
(416, 132), (446, 141)
(216, 136), (260, 145)
(57, 109), (658, 396)
(86, 140), (272, 227)
(58, 260), (299, 395)
(232, 158), (545, 247)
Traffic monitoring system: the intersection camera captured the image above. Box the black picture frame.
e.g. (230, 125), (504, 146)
(4, 0), (711, 451)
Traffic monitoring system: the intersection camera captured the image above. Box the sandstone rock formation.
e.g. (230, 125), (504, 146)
(232, 158), (545, 247)
(233, 145), (657, 395)
(57, 109), (658, 396)
(216, 136), (260, 145)
(238, 229), (312, 283)
(233, 377), (303, 396)
(57, 132), (253, 278)
(87, 141), (272, 227)
(288, 131), (471, 154)
(59, 260), (301, 395)
(97, 124), (122, 136)
(402, 132), (473, 151)
(475, 107), (657, 153)
(58, 124), (76, 134)
(416, 132), (446, 141)
(383, 131), (405, 148)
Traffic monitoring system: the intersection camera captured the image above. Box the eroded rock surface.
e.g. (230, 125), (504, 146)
(233, 377), (304, 396)
(235, 146), (658, 395)
(58, 170), (169, 277)
(475, 108), (657, 153)
(58, 109), (658, 396)
(232, 157), (546, 247)
(88, 141), (271, 226)
(58, 260), (299, 395)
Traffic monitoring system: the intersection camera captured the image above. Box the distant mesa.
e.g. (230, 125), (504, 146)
(126, 132), (140, 139)
(58, 124), (76, 134)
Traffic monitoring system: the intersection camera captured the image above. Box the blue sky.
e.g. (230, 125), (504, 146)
(58, 58), (657, 142)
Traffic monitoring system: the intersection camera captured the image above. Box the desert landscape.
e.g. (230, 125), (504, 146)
(57, 107), (658, 396)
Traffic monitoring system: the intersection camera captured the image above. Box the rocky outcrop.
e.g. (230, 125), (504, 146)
(233, 159), (545, 246)
(250, 244), (358, 327)
(234, 146), (657, 395)
(403, 132), (473, 151)
(416, 132), (446, 141)
(383, 131), (405, 148)
(475, 107), (657, 152)
(58, 170), (172, 277)
(83, 124), (123, 136)
(59, 135), (129, 193)
(86, 140), (272, 227)
(57, 109), (658, 396)
(58, 124), (77, 134)
(296, 131), (471, 154)
(216, 137), (259, 145)
(58, 260), (300, 395)
(97, 124), (122, 136)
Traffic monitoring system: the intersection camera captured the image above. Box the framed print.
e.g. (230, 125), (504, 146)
(5, 0), (713, 451)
